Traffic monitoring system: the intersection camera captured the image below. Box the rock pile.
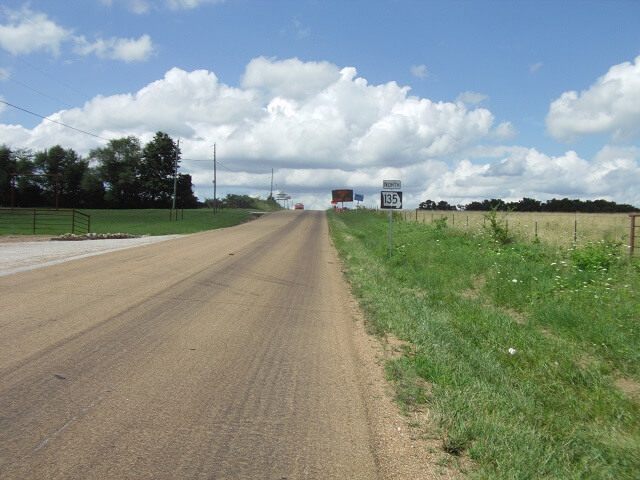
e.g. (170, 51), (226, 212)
(52, 233), (143, 241)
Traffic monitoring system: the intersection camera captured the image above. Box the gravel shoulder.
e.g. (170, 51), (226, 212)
(0, 235), (183, 277)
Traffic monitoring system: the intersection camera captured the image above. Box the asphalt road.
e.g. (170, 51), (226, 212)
(0, 210), (446, 480)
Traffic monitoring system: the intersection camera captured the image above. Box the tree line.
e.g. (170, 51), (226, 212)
(0, 132), (199, 209)
(419, 197), (640, 213)
(204, 193), (279, 210)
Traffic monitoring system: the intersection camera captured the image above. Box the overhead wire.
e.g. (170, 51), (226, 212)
(0, 70), (77, 109)
(1, 49), (274, 184)
(0, 50), (274, 182)
(0, 46), (90, 98)
(1, 101), (274, 185)
(0, 99), (110, 141)
(0, 103), (274, 181)
(181, 157), (272, 180)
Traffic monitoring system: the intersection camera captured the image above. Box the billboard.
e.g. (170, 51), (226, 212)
(332, 189), (353, 202)
(354, 193), (364, 202)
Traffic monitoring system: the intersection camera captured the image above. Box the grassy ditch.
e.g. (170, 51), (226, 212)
(328, 209), (640, 479)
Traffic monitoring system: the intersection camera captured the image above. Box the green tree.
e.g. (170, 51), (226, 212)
(90, 136), (142, 208)
(223, 194), (256, 209)
(176, 173), (200, 208)
(140, 132), (180, 208)
(13, 150), (41, 207)
(34, 145), (88, 208)
(0, 145), (17, 207)
(80, 167), (106, 208)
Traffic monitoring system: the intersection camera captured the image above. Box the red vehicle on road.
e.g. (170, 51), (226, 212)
(295, 203), (304, 210)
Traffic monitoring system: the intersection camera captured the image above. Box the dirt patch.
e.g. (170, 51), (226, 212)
(383, 332), (414, 359)
(577, 353), (599, 371)
(460, 275), (485, 300)
(615, 377), (640, 400)
(459, 274), (526, 324)
(503, 306), (526, 324)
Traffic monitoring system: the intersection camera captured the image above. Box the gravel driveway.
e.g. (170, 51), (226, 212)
(0, 235), (183, 277)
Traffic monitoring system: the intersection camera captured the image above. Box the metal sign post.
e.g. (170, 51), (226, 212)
(389, 208), (393, 258)
(380, 181), (402, 258)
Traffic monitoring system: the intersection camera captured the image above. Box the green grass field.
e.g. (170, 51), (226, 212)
(0, 208), (257, 236)
(328, 209), (640, 479)
(83, 208), (253, 235)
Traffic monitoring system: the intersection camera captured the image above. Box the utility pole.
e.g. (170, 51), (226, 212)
(270, 169), (274, 199)
(213, 142), (217, 214)
(172, 139), (179, 211)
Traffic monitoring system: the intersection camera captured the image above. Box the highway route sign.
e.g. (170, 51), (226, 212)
(380, 191), (402, 209)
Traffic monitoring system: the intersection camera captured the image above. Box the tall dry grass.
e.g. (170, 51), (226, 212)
(402, 210), (633, 247)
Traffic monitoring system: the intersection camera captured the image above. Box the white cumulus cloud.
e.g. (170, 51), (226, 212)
(165, 0), (224, 10)
(0, 6), (154, 62)
(456, 91), (488, 106)
(0, 6), (71, 55)
(410, 64), (428, 79)
(421, 146), (640, 206)
(493, 121), (517, 140)
(102, 0), (223, 13)
(546, 54), (640, 142)
(2, 56), (639, 209)
(73, 34), (154, 62)
(242, 57), (341, 101)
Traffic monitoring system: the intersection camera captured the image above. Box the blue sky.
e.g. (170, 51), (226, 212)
(1, 0), (640, 209)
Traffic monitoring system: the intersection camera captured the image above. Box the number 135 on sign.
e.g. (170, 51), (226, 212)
(380, 191), (402, 209)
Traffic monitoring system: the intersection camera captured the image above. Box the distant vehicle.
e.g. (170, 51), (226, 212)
(295, 203), (304, 210)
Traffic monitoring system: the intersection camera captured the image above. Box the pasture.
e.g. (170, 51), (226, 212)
(401, 210), (633, 248)
(0, 208), (255, 236)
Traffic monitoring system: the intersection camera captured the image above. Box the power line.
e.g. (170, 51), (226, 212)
(0, 104), (275, 180)
(181, 157), (272, 180)
(0, 99), (110, 141)
(218, 160), (271, 178)
(0, 70), (77, 109)
(0, 46), (89, 98)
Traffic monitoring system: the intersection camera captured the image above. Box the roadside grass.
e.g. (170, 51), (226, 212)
(1, 208), (255, 236)
(328, 209), (640, 479)
(83, 208), (253, 235)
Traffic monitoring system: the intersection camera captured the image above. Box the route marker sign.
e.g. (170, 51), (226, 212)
(380, 180), (403, 258)
(380, 191), (402, 209)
